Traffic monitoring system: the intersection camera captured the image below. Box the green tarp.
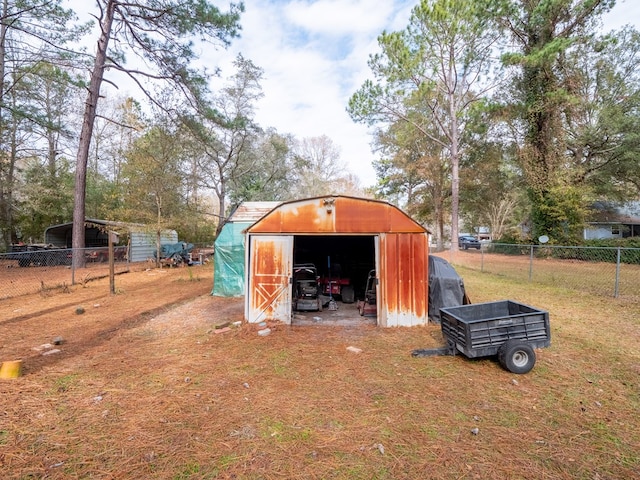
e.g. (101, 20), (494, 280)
(212, 222), (249, 297)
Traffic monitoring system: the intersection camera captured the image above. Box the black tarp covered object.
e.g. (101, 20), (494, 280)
(428, 255), (468, 323)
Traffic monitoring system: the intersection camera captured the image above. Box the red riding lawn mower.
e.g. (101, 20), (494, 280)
(317, 258), (355, 305)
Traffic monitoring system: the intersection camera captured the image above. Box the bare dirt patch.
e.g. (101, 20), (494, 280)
(0, 266), (215, 375)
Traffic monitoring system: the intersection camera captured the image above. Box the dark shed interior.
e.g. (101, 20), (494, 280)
(293, 235), (375, 301)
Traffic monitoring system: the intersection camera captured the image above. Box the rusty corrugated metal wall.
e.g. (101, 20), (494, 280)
(378, 233), (429, 327)
(249, 196), (425, 234)
(245, 196), (430, 327)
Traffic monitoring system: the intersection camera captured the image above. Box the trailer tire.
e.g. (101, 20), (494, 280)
(499, 340), (536, 374)
(341, 285), (355, 303)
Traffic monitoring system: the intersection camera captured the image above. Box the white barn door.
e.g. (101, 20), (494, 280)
(246, 235), (293, 324)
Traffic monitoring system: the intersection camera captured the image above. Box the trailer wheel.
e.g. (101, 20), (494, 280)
(499, 340), (536, 374)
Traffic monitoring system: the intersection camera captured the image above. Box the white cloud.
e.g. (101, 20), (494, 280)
(601, 0), (640, 31)
(284, 0), (395, 36)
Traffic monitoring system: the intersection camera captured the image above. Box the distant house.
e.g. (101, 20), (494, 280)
(584, 202), (640, 240)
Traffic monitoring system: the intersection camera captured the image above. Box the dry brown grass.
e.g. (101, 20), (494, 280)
(0, 264), (639, 479)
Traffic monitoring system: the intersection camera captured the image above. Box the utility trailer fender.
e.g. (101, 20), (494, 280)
(412, 300), (550, 374)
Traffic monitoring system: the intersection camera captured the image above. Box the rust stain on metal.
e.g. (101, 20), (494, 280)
(334, 197), (423, 233)
(249, 199), (335, 233)
(250, 208), (284, 232)
(249, 196), (427, 234)
(380, 233), (429, 326)
(248, 236), (292, 323)
(250, 239), (278, 314)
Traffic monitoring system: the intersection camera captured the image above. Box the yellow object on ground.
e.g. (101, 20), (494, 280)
(0, 359), (23, 379)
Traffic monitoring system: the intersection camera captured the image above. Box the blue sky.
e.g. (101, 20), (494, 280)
(69, 0), (640, 187)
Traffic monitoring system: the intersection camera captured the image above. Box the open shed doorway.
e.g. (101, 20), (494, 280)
(292, 235), (377, 326)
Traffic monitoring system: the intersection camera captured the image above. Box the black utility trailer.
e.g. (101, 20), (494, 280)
(6, 243), (71, 267)
(412, 300), (550, 374)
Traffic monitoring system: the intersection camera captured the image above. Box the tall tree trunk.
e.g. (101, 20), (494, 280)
(434, 191), (445, 252)
(0, 0), (11, 248)
(448, 65), (460, 251)
(3, 71), (19, 245)
(216, 180), (226, 237)
(156, 193), (162, 268)
(0, 0), (6, 125)
(72, 0), (116, 269)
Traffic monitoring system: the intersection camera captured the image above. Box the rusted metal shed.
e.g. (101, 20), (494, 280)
(244, 195), (430, 327)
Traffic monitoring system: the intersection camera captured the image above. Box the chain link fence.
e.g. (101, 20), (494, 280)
(1, 244), (215, 301)
(0, 247), (134, 300)
(5, 242), (635, 301)
(440, 243), (640, 299)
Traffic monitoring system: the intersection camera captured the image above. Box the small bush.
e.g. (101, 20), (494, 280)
(583, 238), (640, 249)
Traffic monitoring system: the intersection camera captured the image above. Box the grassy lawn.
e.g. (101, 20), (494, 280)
(443, 249), (640, 299)
(0, 266), (639, 479)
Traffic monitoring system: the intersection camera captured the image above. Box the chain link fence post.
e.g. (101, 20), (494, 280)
(529, 245), (534, 281)
(614, 247), (621, 298)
